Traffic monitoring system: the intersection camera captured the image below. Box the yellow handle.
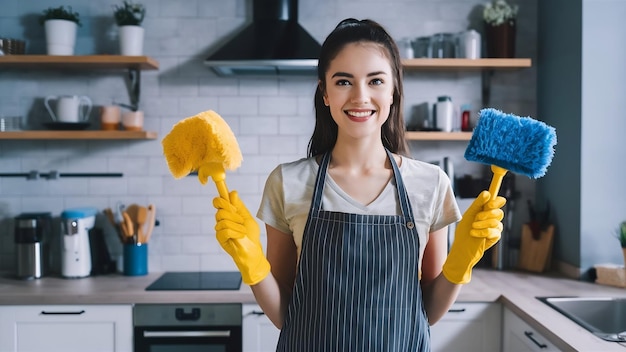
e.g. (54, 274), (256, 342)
(488, 165), (508, 201)
(214, 179), (230, 200)
(198, 163), (230, 199)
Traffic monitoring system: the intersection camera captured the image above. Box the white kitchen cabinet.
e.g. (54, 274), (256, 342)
(242, 303), (281, 352)
(430, 302), (501, 352)
(502, 308), (562, 352)
(0, 304), (132, 352)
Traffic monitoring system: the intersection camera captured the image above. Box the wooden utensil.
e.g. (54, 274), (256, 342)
(125, 204), (140, 224)
(122, 211), (135, 244)
(144, 204), (156, 243)
(135, 206), (147, 243)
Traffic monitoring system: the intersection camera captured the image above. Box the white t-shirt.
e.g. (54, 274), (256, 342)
(256, 155), (462, 270)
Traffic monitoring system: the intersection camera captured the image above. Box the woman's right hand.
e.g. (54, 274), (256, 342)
(214, 191), (271, 285)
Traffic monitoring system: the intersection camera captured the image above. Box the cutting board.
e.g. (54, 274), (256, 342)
(518, 224), (554, 272)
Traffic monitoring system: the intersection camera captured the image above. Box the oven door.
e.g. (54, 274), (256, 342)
(134, 304), (242, 352)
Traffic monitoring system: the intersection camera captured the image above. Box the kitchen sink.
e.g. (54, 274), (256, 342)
(537, 296), (626, 342)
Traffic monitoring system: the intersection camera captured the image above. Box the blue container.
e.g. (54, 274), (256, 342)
(123, 243), (148, 276)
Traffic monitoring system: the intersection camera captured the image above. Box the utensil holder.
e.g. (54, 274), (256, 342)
(123, 243), (148, 276)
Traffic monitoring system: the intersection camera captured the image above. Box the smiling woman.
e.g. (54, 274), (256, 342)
(209, 17), (506, 352)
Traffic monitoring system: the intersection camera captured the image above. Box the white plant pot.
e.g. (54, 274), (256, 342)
(44, 19), (78, 55)
(119, 25), (144, 56)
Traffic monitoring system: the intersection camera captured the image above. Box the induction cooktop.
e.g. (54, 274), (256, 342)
(145, 271), (242, 291)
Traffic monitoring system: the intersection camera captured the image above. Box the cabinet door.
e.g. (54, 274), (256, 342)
(242, 303), (281, 352)
(430, 302), (501, 352)
(502, 308), (561, 352)
(0, 305), (132, 352)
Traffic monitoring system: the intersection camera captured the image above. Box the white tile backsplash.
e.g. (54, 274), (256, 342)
(0, 0), (535, 273)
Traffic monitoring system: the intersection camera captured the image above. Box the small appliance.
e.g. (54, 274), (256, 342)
(14, 212), (52, 280)
(60, 207), (97, 278)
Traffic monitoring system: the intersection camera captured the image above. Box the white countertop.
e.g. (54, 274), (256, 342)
(1, 269), (625, 351)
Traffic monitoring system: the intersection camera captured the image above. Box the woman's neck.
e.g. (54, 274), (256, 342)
(330, 139), (389, 170)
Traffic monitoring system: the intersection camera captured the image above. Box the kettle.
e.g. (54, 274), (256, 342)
(14, 212), (52, 280)
(60, 207), (97, 278)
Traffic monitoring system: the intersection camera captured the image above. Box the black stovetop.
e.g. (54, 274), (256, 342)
(145, 271), (242, 291)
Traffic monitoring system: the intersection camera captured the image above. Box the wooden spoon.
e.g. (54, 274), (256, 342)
(135, 206), (147, 243)
(144, 204), (156, 243)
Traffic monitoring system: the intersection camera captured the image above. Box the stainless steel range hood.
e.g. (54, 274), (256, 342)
(204, 0), (320, 76)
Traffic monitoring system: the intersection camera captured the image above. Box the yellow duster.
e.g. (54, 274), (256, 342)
(161, 110), (242, 198)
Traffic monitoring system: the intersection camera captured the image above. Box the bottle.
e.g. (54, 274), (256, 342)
(435, 96), (454, 132)
(461, 104), (472, 131)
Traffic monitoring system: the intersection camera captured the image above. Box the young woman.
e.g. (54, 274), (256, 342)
(214, 18), (506, 351)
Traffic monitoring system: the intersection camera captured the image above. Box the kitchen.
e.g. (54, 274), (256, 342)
(1, 0), (626, 351)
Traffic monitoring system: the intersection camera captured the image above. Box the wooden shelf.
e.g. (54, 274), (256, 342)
(0, 55), (159, 70)
(401, 58), (531, 70)
(0, 130), (158, 140)
(405, 131), (472, 141)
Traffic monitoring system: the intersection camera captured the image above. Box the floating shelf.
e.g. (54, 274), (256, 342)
(0, 130), (158, 140)
(401, 58), (531, 70)
(405, 131), (472, 141)
(0, 55), (159, 70)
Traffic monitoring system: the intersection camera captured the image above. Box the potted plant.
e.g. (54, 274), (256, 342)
(39, 5), (81, 55)
(482, 0), (518, 58)
(617, 221), (626, 266)
(113, 1), (146, 56)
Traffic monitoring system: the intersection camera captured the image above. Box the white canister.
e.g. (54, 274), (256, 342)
(457, 30), (481, 59)
(435, 96), (454, 132)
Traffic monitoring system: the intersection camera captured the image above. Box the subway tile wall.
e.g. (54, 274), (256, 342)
(0, 0), (536, 273)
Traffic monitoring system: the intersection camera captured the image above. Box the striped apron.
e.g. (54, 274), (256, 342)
(276, 149), (430, 352)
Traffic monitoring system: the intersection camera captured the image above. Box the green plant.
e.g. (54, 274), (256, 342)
(617, 221), (626, 248)
(39, 5), (81, 26)
(483, 0), (518, 26)
(113, 1), (146, 26)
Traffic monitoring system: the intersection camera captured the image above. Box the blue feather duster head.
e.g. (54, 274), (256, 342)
(464, 108), (557, 179)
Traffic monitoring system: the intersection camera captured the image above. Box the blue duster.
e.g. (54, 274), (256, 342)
(465, 108), (557, 199)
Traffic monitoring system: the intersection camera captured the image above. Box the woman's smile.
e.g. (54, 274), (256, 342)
(345, 109), (375, 121)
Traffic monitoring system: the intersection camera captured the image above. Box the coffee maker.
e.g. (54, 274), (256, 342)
(60, 207), (97, 278)
(14, 212), (51, 280)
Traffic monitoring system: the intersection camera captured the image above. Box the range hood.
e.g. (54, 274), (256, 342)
(204, 0), (321, 76)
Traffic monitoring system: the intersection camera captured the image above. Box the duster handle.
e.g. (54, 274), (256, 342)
(214, 179), (230, 200)
(198, 163), (230, 199)
(488, 165), (508, 201)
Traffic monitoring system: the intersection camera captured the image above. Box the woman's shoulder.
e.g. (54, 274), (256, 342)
(399, 155), (444, 175)
(275, 156), (316, 173)
(267, 156), (317, 182)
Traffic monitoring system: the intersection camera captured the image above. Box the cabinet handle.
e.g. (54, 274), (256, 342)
(447, 308), (466, 313)
(144, 330), (231, 338)
(40, 310), (86, 315)
(245, 310), (266, 316)
(524, 331), (548, 349)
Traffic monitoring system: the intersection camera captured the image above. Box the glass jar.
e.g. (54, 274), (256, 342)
(412, 36), (431, 58)
(397, 38), (414, 59)
(430, 33), (455, 58)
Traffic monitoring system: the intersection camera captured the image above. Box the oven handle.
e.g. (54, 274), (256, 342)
(144, 330), (231, 338)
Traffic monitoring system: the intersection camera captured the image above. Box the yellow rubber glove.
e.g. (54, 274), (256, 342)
(442, 191), (506, 284)
(213, 191), (271, 285)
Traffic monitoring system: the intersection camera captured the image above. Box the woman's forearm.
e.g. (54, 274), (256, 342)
(250, 274), (292, 329)
(421, 273), (462, 325)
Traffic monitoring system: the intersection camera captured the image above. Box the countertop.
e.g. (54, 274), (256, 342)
(1, 269), (625, 351)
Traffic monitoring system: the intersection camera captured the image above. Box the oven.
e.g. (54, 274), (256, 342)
(134, 303), (242, 352)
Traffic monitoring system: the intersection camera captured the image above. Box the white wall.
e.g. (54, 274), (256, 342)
(580, 0), (626, 269)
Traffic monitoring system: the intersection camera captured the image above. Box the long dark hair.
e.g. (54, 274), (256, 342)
(308, 18), (409, 158)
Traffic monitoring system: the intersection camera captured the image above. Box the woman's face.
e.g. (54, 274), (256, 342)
(322, 42), (395, 142)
